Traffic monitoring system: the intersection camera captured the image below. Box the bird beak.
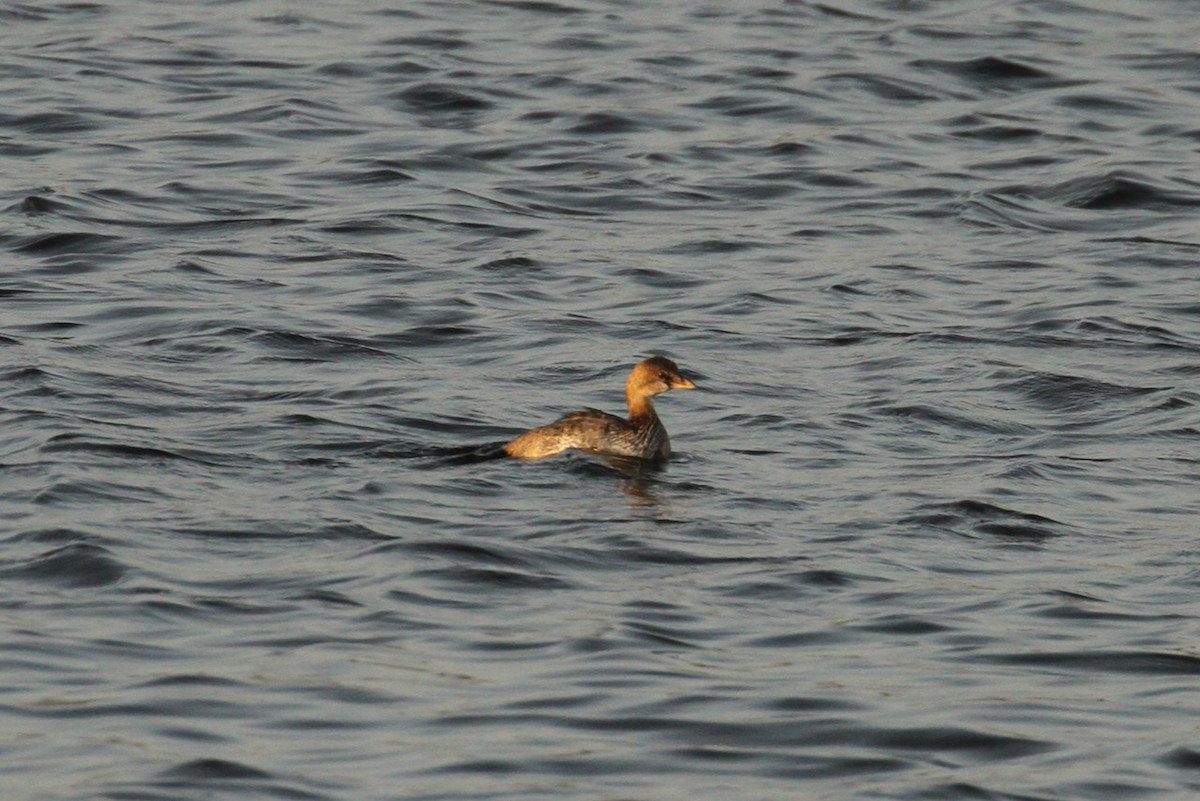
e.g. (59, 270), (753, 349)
(672, 376), (696, 390)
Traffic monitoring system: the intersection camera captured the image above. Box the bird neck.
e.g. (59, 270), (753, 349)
(626, 389), (658, 421)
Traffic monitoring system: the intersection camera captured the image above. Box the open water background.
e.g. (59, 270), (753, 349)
(4, 1), (1200, 799)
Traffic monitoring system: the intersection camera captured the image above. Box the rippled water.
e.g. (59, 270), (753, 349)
(4, 1), (1200, 799)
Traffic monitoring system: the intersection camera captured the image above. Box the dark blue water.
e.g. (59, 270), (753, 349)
(4, 1), (1200, 799)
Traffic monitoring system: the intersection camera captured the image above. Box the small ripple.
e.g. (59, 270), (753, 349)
(819, 72), (946, 103)
(0, 542), (125, 588)
(110, 755), (344, 801)
(13, 231), (124, 255)
(852, 614), (950, 636)
(395, 83), (494, 114)
(984, 651), (1200, 676)
(912, 55), (1062, 90)
(567, 111), (642, 135)
(404, 540), (532, 568)
(40, 436), (204, 464)
(385, 324), (493, 349)
(957, 114), (1044, 136)
(1161, 746), (1200, 770)
(997, 370), (1160, 414)
(416, 565), (573, 592)
(1058, 92), (1159, 117)
(308, 160), (415, 185)
(243, 329), (399, 361)
(975, 171), (1200, 233)
(0, 109), (101, 134)
(174, 521), (390, 543)
(902, 499), (1070, 542)
(32, 476), (174, 506)
(12, 193), (71, 215)
(1069, 173), (1200, 211)
(159, 758), (272, 781)
(473, 255), (542, 273)
(864, 725), (1051, 759)
(876, 402), (1034, 437)
(616, 265), (708, 288)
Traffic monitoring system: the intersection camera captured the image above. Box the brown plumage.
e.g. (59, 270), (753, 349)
(504, 356), (696, 460)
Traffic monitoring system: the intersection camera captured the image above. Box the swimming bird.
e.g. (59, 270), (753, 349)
(504, 356), (696, 460)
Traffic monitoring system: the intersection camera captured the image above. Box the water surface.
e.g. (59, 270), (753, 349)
(4, 1), (1200, 799)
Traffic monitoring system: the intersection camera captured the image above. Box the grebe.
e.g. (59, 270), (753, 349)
(504, 356), (696, 460)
